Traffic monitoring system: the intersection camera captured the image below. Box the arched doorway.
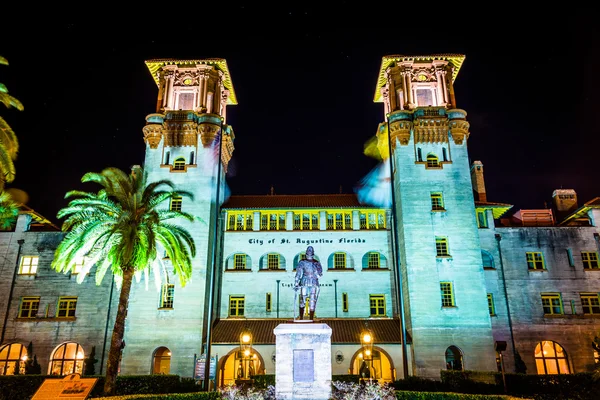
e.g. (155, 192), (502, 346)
(218, 348), (265, 388)
(445, 346), (463, 371)
(0, 343), (27, 375)
(534, 340), (570, 374)
(350, 347), (395, 382)
(49, 342), (84, 375)
(152, 347), (171, 374)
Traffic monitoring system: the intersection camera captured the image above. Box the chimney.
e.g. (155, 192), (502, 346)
(552, 189), (578, 222)
(470, 161), (487, 202)
(270, 185), (275, 195)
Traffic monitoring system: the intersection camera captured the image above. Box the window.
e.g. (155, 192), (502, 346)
(159, 284), (174, 309)
(234, 254), (247, 270)
(526, 252), (545, 270)
(295, 212), (319, 230)
(152, 346), (171, 374)
(260, 212), (285, 230)
(326, 211), (353, 230)
(445, 346), (463, 371)
(440, 282), (455, 307)
(170, 196), (182, 212)
(541, 293), (563, 315)
(229, 295), (245, 317)
(57, 297), (77, 317)
(416, 88), (435, 107)
(436, 237), (450, 257)
(342, 293), (348, 312)
(18, 256), (38, 275)
(49, 342), (84, 375)
(71, 257), (88, 274)
(534, 341), (570, 374)
(431, 192), (444, 211)
(334, 252), (346, 269)
(0, 343), (27, 375)
(487, 293), (495, 316)
(580, 293), (600, 315)
(18, 297), (40, 318)
(267, 254), (280, 270)
(594, 347), (600, 366)
(367, 252), (380, 269)
(369, 294), (385, 316)
(477, 210), (488, 228)
(266, 293), (272, 312)
(358, 210), (386, 229)
(177, 92), (194, 110)
(417, 148), (423, 162)
(482, 250), (495, 269)
(173, 157), (186, 171)
(426, 154), (439, 168)
(582, 252), (599, 270)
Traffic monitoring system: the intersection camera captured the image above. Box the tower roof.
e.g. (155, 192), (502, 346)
(373, 54), (466, 103)
(145, 58), (238, 105)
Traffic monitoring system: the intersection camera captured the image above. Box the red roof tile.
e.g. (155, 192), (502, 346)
(212, 318), (404, 344)
(222, 194), (372, 209)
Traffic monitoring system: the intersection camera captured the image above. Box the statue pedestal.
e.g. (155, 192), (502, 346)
(273, 323), (332, 400)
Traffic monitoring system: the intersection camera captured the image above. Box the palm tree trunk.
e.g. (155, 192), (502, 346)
(103, 267), (134, 395)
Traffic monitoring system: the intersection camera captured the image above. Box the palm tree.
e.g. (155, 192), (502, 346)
(0, 190), (19, 229)
(0, 56), (23, 190)
(51, 166), (197, 395)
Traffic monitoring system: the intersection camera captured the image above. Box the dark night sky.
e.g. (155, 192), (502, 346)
(1, 8), (598, 224)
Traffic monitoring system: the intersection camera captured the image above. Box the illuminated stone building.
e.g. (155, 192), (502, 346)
(1, 55), (600, 384)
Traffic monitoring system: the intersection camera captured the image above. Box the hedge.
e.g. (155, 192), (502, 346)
(92, 394), (221, 400)
(395, 392), (521, 400)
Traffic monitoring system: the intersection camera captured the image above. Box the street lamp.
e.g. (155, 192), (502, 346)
(237, 328), (253, 383)
(360, 328), (374, 383)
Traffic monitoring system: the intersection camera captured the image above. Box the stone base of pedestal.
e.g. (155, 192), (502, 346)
(274, 323), (332, 400)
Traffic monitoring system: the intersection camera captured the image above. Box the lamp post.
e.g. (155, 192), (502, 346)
(237, 328), (253, 384)
(360, 328), (374, 383)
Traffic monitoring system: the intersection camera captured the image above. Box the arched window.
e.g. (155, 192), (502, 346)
(534, 341), (570, 374)
(173, 157), (186, 171)
(362, 252), (387, 269)
(260, 253), (285, 270)
(328, 252), (353, 269)
(0, 343), (27, 375)
(152, 347), (171, 374)
(426, 154), (439, 168)
(227, 253), (251, 270)
(293, 252), (320, 270)
(445, 346), (463, 371)
(49, 342), (84, 375)
(482, 250), (495, 269)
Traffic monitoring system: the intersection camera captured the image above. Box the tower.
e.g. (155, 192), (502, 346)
(375, 54), (496, 378)
(120, 59), (236, 375)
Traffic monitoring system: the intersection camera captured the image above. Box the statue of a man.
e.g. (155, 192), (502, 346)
(294, 246), (323, 320)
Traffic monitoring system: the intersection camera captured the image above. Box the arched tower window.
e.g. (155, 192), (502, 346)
(426, 154), (439, 168)
(482, 250), (495, 269)
(49, 342), (84, 375)
(0, 343), (27, 375)
(152, 347), (171, 374)
(445, 346), (463, 371)
(534, 341), (570, 374)
(173, 157), (186, 171)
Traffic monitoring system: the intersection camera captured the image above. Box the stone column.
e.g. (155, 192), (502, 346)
(156, 71), (165, 112)
(440, 70), (448, 104)
(319, 211), (327, 230)
(352, 210), (360, 230)
(253, 212), (261, 231)
(286, 211), (294, 231)
(447, 68), (456, 107)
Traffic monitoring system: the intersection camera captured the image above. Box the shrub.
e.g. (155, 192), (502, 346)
(93, 394), (221, 400)
(218, 383), (275, 400)
(331, 381), (396, 400)
(395, 392), (516, 400)
(250, 374), (275, 389)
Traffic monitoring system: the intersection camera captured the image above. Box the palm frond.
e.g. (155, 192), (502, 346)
(0, 56), (8, 65)
(0, 117), (19, 157)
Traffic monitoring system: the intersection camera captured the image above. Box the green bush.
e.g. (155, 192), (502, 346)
(92, 394), (221, 400)
(393, 376), (449, 392)
(441, 370), (501, 394)
(332, 374), (360, 383)
(0, 374), (201, 400)
(250, 374), (275, 388)
(395, 392), (516, 400)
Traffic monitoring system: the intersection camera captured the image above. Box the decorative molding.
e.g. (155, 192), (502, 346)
(413, 119), (449, 144)
(388, 120), (412, 147)
(198, 123), (220, 148)
(164, 121), (198, 147)
(450, 120), (470, 145)
(142, 124), (163, 149)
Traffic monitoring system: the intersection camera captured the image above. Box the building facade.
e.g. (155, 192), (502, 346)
(1, 55), (599, 385)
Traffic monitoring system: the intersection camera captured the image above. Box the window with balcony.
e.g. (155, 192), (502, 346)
(426, 154), (440, 168)
(173, 157), (186, 171)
